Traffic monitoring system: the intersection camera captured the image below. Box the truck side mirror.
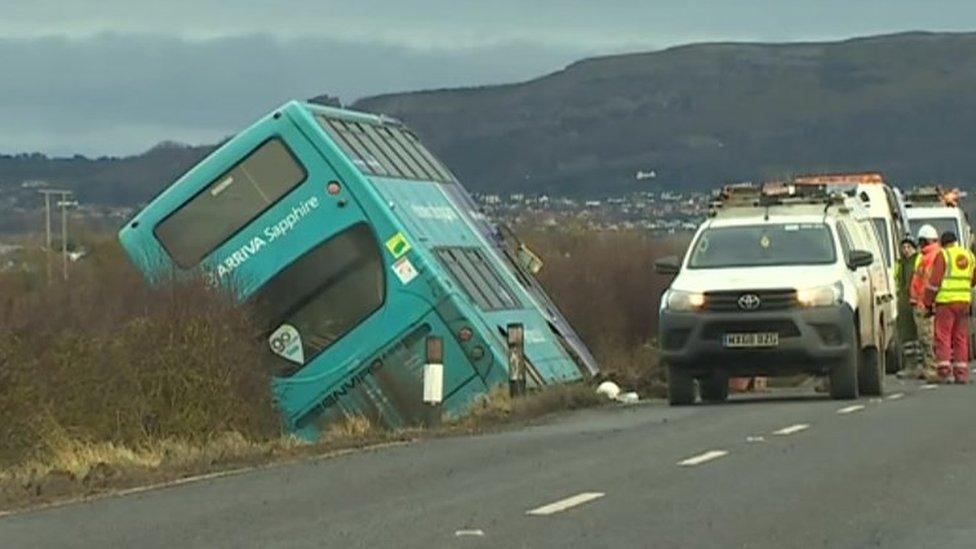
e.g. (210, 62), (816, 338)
(654, 255), (681, 275)
(848, 249), (873, 270)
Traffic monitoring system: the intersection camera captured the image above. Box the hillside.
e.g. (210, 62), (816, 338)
(356, 31), (976, 194)
(4, 31), (976, 207)
(0, 142), (213, 206)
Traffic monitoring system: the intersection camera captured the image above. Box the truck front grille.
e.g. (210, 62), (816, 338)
(704, 289), (797, 312)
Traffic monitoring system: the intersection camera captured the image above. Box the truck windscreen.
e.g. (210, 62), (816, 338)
(688, 224), (836, 269)
(909, 218), (961, 241)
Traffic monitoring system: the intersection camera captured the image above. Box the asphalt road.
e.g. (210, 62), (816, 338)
(2, 376), (975, 548)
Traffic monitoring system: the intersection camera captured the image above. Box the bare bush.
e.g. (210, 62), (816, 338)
(522, 228), (690, 391)
(0, 239), (278, 468)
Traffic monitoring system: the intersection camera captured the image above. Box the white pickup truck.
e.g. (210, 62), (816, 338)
(655, 185), (896, 404)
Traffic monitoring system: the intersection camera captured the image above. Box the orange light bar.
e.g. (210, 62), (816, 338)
(793, 172), (885, 185)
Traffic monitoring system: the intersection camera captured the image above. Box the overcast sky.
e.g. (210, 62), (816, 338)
(3, 0), (976, 156)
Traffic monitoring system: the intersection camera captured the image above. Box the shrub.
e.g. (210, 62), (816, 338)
(0, 239), (278, 468)
(521, 228), (690, 391)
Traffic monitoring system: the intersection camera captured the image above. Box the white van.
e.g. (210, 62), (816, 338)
(655, 184), (897, 404)
(905, 187), (976, 360)
(904, 187), (973, 249)
(794, 173), (910, 271)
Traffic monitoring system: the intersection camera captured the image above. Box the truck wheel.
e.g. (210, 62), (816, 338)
(700, 372), (729, 403)
(667, 364), (696, 405)
(885, 332), (903, 374)
(859, 345), (884, 396)
(830, 326), (859, 400)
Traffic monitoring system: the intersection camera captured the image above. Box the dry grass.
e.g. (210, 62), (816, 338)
(0, 238), (279, 471)
(522, 227), (689, 394)
(325, 415), (378, 442)
(455, 383), (605, 428)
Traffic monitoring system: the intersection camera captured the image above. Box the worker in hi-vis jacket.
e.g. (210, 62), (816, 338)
(923, 231), (976, 384)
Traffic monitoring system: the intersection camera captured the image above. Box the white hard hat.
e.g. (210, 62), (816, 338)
(917, 224), (939, 241)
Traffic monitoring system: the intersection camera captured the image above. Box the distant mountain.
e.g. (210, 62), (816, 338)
(4, 31), (976, 207)
(356, 31), (976, 194)
(0, 144), (213, 206)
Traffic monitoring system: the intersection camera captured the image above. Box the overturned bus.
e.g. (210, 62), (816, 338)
(118, 101), (597, 435)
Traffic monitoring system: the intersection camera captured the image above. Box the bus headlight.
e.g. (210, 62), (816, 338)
(796, 283), (843, 308)
(666, 289), (706, 312)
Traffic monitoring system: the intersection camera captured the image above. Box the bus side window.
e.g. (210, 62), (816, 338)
(436, 247), (520, 311)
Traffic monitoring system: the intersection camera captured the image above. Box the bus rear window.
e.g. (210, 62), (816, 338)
(155, 138), (307, 268)
(316, 116), (455, 183)
(253, 224), (385, 370)
(436, 247), (520, 311)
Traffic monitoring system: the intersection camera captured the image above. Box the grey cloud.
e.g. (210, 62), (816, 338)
(0, 33), (587, 155)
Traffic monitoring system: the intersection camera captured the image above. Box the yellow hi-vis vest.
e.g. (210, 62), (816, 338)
(935, 244), (976, 304)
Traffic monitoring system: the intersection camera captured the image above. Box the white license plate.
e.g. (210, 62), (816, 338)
(723, 332), (779, 348)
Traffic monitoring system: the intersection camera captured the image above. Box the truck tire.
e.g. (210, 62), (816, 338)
(885, 331), (903, 374)
(667, 364), (696, 405)
(830, 326), (859, 400)
(700, 372), (729, 403)
(859, 346), (884, 396)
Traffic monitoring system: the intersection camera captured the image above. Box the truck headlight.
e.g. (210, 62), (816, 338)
(796, 283), (843, 308)
(666, 289), (706, 311)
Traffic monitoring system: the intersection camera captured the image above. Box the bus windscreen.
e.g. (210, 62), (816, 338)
(252, 223), (385, 371)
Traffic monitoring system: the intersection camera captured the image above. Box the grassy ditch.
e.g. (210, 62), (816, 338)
(0, 229), (681, 511)
(0, 383), (612, 512)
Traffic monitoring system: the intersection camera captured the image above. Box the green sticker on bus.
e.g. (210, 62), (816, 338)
(386, 232), (412, 258)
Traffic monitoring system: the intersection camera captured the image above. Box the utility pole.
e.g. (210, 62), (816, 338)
(42, 191), (52, 283)
(38, 189), (74, 282)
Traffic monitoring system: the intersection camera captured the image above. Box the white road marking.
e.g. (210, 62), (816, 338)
(837, 404), (865, 414)
(746, 436), (766, 443)
(772, 424), (810, 436)
(886, 392), (905, 400)
(921, 384), (939, 390)
(526, 492), (605, 516)
(869, 398), (883, 403)
(677, 450), (730, 467)
(455, 529), (485, 537)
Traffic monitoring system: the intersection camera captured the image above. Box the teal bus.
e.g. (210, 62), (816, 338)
(119, 101), (597, 434)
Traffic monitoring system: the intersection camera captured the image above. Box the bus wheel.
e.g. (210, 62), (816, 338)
(667, 364), (696, 405)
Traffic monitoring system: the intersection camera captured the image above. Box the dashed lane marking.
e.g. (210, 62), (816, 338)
(455, 529), (485, 537)
(886, 392), (905, 400)
(526, 492), (605, 516)
(837, 404), (865, 414)
(677, 450), (729, 467)
(920, 384), (939, 390)
(772, 424), (810, 436)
